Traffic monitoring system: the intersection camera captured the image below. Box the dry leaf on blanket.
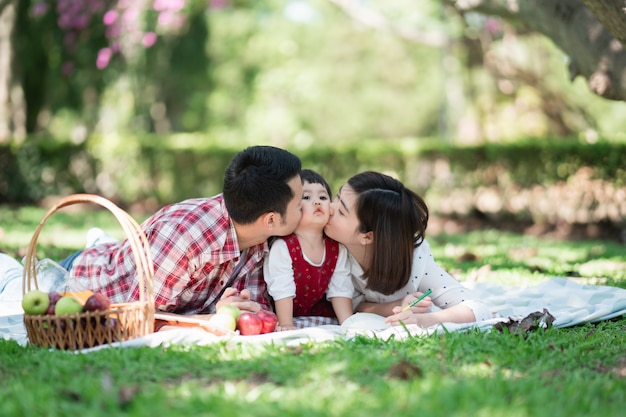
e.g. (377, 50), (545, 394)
(493, 308), (555, 335)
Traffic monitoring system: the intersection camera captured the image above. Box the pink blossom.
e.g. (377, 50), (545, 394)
(122, 8), (140, 24)
(106, 25), (121, 39)
(62, 61), (74, 76)
(154, 0), (186, 12)
(210, 0), (229, 9)
(103, 10), (118, 26)
(158, 11), (176, 27)
(57, 14), (73, 30)
(118, 0), (133, 8)
(31, 2), (49, 17)
(88, 0), (107, 13)
(484, 18), (502, 35)
(56, 0), (72, 13)
(143, 32), (158, 48)
(73, 14), (90, 30)
(96, 47), (113, 69)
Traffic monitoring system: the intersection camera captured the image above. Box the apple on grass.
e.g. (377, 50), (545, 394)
(236, 312), (263, 335)
(22, 290), (50, 315)
(256, 309), (278, 334)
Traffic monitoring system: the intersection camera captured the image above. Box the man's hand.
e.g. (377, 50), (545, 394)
(216, 288), (261, 313)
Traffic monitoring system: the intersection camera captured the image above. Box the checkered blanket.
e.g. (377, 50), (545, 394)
(2, 277), (626, 351)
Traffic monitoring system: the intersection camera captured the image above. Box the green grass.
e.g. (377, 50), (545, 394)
(1, 205), (625, 416)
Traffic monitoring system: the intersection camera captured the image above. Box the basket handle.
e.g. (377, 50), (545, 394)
(22, 194), (154, 304)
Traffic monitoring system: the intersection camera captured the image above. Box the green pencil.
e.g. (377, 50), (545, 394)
(400, 288), (433, 312)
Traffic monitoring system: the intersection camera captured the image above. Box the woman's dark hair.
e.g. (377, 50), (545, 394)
(223, 146), (301, 224)
(348, 171), (429, 294)
(300, 169), (332, 196)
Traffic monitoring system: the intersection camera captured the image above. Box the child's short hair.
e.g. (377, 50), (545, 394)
(300, 169), (332, 196)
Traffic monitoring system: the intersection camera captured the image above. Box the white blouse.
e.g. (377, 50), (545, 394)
(263, 239), (354, 302)
(349, 239), (493, 321)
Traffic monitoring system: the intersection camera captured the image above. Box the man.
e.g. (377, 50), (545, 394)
(1, 146), (303, 316)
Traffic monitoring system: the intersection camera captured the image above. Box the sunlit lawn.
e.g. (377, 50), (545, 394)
(1, 204), (625, 417)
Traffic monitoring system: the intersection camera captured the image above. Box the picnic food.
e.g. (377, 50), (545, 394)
(62, 289), (95, 305)
(208, 312), (237, 331)
(54, 296), (84, 315)
(83, 293), (112, 312)
(21, 194), (154, 350)
(217, 305), (241, 321)
(46, 291), (63, 315)
(256, 309), (278, 334)
(22, 289), (114, 316)
(236, 312), (263, 335)
(21, 289), (50, 315)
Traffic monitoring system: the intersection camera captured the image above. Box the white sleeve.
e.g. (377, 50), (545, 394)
(326, 244), (355, 299)
(262, 239), (296, 301)
(416, 241), (494, 321)
(460, 299), (495, 322)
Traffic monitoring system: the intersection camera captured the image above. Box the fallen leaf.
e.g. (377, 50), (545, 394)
(494, 309), (555, 335)
(387, 360), (423, 380)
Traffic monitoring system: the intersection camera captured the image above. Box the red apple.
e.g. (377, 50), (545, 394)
(83, 293), (111, 312)
(256, 309), (278, 334)
(236, 312), (263, 335)
(46, 291), (63, 315)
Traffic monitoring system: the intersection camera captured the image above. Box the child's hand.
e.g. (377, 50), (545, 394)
(277, 323), (297, 331)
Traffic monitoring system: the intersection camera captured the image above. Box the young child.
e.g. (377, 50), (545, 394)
(263, 169), (354, 330)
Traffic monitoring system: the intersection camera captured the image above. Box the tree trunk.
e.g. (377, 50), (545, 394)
(0, 0), (25, 143)
(452, 0), (626, 101)
(581, 0), (626, 46)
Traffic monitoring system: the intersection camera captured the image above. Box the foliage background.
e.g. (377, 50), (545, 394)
(3, 0), (626, 239)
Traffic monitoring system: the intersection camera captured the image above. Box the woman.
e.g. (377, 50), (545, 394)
(324, 171), (492, 328)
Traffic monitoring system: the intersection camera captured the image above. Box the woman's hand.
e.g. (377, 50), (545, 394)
(386, 304), (477, 328)
(385, 306), (426, 327)
(400, 292), (432, 314)
(216, 288), (261, 313)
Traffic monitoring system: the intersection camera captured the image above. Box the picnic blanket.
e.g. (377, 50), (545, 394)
(2, 277), (626, 351)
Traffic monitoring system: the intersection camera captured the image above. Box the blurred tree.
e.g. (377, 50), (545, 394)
(0, 0), (624, 146)
(330, 0), (626, 101)
(0, 0), (24, 143)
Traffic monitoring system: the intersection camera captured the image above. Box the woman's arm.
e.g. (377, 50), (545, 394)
(355, 293), (432, 317)
(355, 299), (402, 316)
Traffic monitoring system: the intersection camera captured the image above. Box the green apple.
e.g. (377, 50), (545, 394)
(22, 290), (50, 315)
(217, 305), (241, 321)
(207, 313), (237, 331)
(55, 296), (84, 315)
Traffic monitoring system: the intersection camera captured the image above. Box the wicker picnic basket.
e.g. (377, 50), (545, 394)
(22, 194), (155, 350)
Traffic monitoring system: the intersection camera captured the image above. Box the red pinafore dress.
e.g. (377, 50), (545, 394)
(283, 234), (339, 318)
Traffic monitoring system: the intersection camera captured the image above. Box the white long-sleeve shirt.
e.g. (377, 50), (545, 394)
(349, 239), (493, 321)
(263, 239), (354, 301)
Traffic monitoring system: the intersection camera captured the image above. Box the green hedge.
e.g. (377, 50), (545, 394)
(2, 139), (625, 230)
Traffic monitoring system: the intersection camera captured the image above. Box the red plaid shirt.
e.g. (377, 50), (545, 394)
(69, 195), (270, 314)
